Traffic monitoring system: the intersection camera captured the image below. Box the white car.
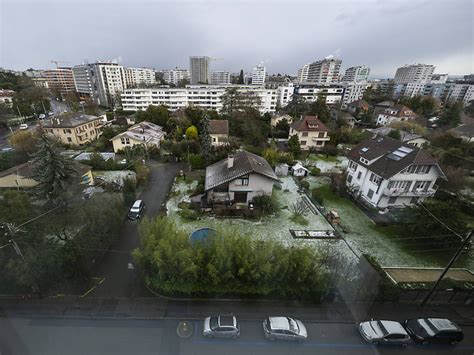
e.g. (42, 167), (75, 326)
(359, 320), (411, 347)
(19, 123), (28, 130)
(263, 317), (307, 342)
(39, 114), (46, 119)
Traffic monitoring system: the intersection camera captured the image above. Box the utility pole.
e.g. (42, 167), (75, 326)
(1, 223), (42, 298)
(421, 230), (472, 307)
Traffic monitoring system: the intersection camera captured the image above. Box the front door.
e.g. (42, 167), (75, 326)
(234, 192), (248, 203)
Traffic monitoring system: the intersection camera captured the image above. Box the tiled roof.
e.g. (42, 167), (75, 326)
(383, 104), (417, 118)
(449, 123), (474, 138)
(290, 115), (329, 132)
(209, 120), (229, 135)
(367, 127), (423, 143)
(205, 150), (278, 191)
(0, 161), (91, 179)
(347, 135), (444, 180)
(43, 113), (101, 128)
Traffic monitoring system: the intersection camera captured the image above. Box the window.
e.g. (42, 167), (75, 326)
(388, 196), (397, 204)
(416, 165), (431, 174)
(212, 137), (216, 142)
(367, 189), (374, 199)
(301, 141), (306, 146)
(405, 165), (417, 174)
(318, 132), (325, 138)
(302, 132), (308, 137)
(347, 175), (353, 183)
(369, 173), (381, 185)
(67, 137), (72, 143)
(316, 141), (323, 146)
(349, 161), (357, 171)
(357, 172), (362, 179)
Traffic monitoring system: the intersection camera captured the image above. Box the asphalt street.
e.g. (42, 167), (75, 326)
(86, 160), (184, 298)
(0, 317), (473, 355)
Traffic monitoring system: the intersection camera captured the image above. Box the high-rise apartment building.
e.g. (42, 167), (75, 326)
(342, 65), (370, 82)
(251, 62), (266, 85)
(44, 68), (76, 99)
(162, 68), (190, 85)
(297, 64), (310, 83)
(72, 62), (126, 107)
(124, 67), (156, 87)
(210, 71), (231, 85)
(306, 58), (342, 84)
(189, 56), (211, 84)
(394, 64), (435, 84)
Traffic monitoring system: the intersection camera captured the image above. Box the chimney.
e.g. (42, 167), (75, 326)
(227, 155), (234, 169)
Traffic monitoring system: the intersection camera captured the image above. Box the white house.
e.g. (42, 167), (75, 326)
(204, 151), (279, 206)
(346, 136), (445, 209)
(376, 104), (417, 126)
(209, 120), (229, 147)
(110, 121), (165, 153)
(291, 163), (309, 177)
(367, 127), (428, 147)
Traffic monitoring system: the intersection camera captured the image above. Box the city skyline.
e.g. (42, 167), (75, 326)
(1, 0), (473, 77)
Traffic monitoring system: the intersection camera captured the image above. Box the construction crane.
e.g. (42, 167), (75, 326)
(50, 60), (71, 69)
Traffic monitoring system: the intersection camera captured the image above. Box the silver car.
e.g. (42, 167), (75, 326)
(203, 314), (240, 339)
(359, 320), (411, 347)
(263, 316), (308, 342)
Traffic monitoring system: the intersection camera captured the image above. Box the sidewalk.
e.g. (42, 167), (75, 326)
(1, 297), (473, 325)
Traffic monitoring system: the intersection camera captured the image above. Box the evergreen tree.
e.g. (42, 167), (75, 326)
(200, 112), (212, 163)
(309, 95), (330, 123)
(288, 134), (302, 158)
(32, 130), (74, 200)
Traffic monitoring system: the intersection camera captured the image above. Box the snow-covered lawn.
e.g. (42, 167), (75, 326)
(304, 154), (348, 173)
(165, 177), (356, 261)
(304, 176), (474, 271)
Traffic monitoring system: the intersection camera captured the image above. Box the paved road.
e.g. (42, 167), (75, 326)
(0, 317), (472, 355)
(87, 161), (184, 298)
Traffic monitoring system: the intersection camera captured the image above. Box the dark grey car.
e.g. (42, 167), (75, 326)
(203, 315), (240, 339)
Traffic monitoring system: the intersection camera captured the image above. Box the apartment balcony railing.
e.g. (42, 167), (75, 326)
(383, 184), (438, 197)
(311, 136), (330, 141)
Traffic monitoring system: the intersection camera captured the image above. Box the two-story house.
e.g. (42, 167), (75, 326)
(376, 104), (417, 126)
(110, 121), (165, 153)
(43, 113), (104, 146)
(346, 136), (445, 209)
(288, 115), (330, 150)
(204, 151), (279, 207)
(209, 120), (229, 147)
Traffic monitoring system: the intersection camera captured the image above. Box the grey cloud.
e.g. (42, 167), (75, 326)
(0, 0), (472, 77)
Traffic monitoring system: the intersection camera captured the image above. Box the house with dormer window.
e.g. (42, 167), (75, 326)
(346, 135), (446, 209)
(288, 115), (330, 150)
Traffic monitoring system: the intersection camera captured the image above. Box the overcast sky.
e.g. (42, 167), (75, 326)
(0, 0), (472, 78)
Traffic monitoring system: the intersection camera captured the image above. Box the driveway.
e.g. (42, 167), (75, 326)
(87, 160), (183, 298)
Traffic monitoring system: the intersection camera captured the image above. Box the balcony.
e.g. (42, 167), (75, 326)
(311, 136), (330, 141)
(383, 184), (438, 197)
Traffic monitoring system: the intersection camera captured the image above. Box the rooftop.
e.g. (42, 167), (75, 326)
(205, 150), (278, 191)
(43, 113), (101, 128)
(0, 161), (91, 179)
(209, 120), (229, 135)
(290, 115), (329, 132)
(367, 127), (424, 143)
(449, 123), (474, 138)
(111, 121), (165, 145)
(347, 135), (444, 180)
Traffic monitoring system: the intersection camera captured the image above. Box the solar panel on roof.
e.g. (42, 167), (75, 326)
(361, 147), (369, 152)
(393, 150), (408, 158)
(387, 153), (402, 161)
(398, 146), (414, 154)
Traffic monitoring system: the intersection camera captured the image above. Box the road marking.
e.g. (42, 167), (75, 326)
(80, 277), (105, 298)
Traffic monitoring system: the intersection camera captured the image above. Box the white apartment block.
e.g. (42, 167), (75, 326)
(446, 84), (474, 105)
(342, 65), (370, 82)
(124, 67), (156, 87)
(394, 64), (435, 84)
(251, 62), (266, 85)
(404, 82), (427, 98)
(306, 58), (342, 84)
(297, 64), (310, 83)
(376, 105), (417, 126)
(346, 136), (445, 209)
(210, 71), (231, 85)
(277, 82), (294, 107)
(341, 82), (370, 108)
(162, 68), (190, 85)
(295, 84), (344, 105)
(121, 84), (293, 114)
(72, 62), (126, 107)
(190, 56), (211, 85)
(430, 74), (448, 84)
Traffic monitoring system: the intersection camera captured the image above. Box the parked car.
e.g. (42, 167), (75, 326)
(404, 318), (464, 345)
(128, 200), (145, 220)
(263, 317), (307, 342)
(203, 314), (240, 339)
(19, 123), (28, 130)
(358, 320), (411, 347)
(39, 114), (46, 119)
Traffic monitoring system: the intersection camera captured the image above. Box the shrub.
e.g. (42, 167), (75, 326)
(134, 162), (150, 186)
(178, 208), (200, 220)
(188, 153), (205, 170)
(300, 180), (310, 190)
(290, 213), (309, 226)
(311, 188), (324, 205)
(310, 167), (321, 176)
(322, 145), (338, 157)
(252, 194), (279, 215)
